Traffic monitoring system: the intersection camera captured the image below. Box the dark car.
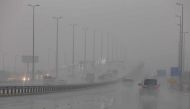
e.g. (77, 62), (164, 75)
(138, 78), (160, 96)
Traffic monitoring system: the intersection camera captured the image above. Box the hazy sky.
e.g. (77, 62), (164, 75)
(0, 0), (190, 75)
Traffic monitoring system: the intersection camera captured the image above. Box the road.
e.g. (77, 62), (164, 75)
(0, 80), (189, 109)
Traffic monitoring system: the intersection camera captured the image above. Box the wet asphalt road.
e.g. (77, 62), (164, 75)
(0, 80), (189, 109)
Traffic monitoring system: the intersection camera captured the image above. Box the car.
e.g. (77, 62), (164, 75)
(138, 78), (160, 96)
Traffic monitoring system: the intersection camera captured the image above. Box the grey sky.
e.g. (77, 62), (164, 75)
(0, 0), (190, 75)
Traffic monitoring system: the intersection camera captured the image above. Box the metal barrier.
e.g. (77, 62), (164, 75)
(0, 79), (120, 97)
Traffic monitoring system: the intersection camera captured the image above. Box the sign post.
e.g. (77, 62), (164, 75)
(22, 56), (39, 79)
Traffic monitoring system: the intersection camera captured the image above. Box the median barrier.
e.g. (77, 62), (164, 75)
(0, 79), (120, 97)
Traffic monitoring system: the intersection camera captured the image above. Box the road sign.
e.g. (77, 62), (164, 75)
(22, 56), (39, 63)
(170, 67), (181, 76)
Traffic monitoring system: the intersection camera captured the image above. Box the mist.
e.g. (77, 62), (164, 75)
(0, 0), (190, 77)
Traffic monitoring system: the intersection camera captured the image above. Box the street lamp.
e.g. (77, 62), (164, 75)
(28, 4), (40, 80)
(52, 16), (62, 79)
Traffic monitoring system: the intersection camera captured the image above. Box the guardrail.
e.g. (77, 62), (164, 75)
(0, 79), (120, 97)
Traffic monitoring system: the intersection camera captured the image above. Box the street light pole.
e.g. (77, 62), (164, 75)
(111, 36), (114, 62)
(93, 30), (96, 63)
(100, 32), (103, 61)
(183, 32), (188, 72)
(83, 28), (88, 73)
(115, 39), (118, 61)
(107, 32), (109, 62)
(176, 15), (182, 70)
(176, 2), (184, 90)
(48, 48), (50, 74)
(53, 16), (62, 79)
(72, 24), (77, 75)
(14, 55), (18, 73)
(28, 4), (40, 80)
(2, 54), (5, 72)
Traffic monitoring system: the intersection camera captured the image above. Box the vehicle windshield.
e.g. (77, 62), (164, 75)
(144, 79), (157, 86)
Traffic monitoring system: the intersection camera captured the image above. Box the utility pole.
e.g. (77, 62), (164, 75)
(28, 4), (40, 80)
(53, 16), (62, 79)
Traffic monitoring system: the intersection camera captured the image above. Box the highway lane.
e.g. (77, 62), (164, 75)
(0, 80), (189, 109)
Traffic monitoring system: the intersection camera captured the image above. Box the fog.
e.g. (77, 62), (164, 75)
(0, 1), (190, 109)
(0, 0), (190, 76)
